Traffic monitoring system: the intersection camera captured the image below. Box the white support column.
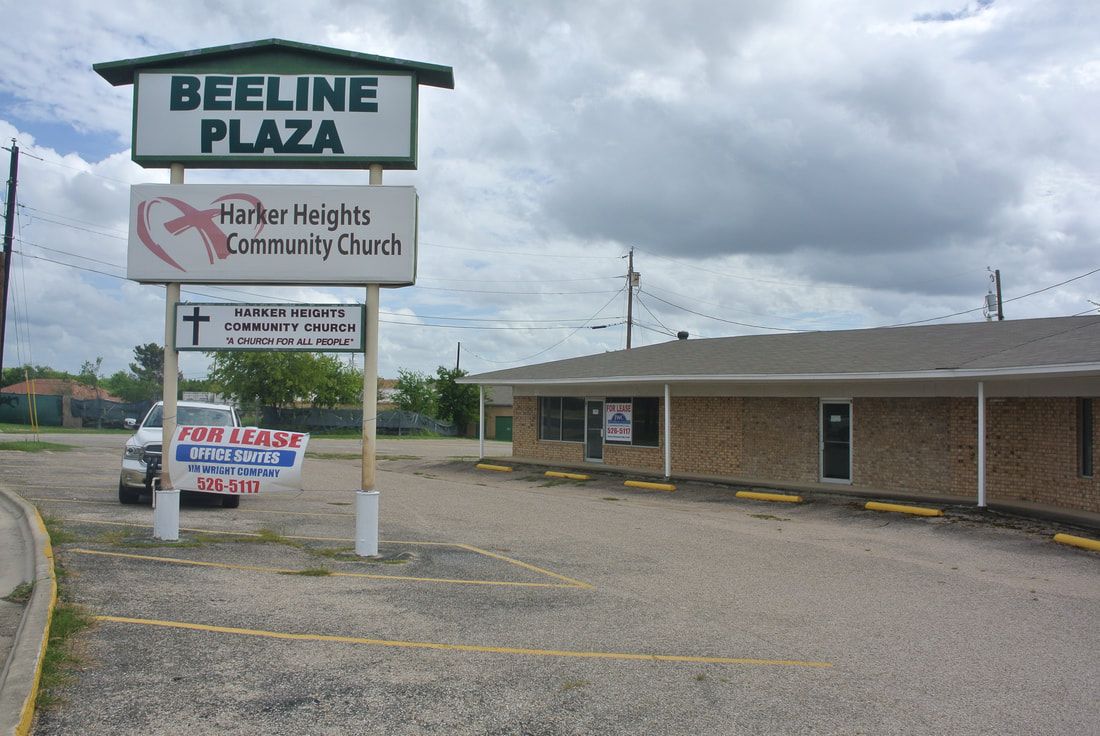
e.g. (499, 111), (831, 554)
(663, 383), (671, 479)
(357, 163), (384, 557)
(479, 385), (485, 459)
(977, 381), (986, 508)
(154, 162), (184, 541)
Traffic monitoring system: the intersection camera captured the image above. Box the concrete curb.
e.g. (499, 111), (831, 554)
(0, 488), (56, 736)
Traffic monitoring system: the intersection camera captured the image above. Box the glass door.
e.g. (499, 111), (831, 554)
(821, 401), (851, 482)
(585, 400), (604, 461)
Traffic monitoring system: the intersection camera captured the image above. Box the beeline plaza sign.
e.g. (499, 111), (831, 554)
(133, 73), (414, 166)
(129, 184), (417, 284)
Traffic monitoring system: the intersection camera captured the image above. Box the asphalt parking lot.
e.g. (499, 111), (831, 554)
(3, 433), (1099, 735)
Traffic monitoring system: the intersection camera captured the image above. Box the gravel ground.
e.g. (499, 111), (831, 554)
(1, 433), (1097, 735)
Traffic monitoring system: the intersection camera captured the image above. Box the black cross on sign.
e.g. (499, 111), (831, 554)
(181, 306), (211, 346)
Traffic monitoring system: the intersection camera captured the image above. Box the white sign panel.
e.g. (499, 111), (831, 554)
(175, 303), (365, 352)
(169, 425), (310, 495)
(128, 184), (417, 284)
(134, 72), (414, 165)
(605, 401), (632, 443)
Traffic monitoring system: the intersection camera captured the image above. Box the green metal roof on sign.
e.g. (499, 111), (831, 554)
(93, 38), (454, 89)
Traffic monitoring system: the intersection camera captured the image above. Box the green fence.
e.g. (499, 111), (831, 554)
(0, 393), (64, 426)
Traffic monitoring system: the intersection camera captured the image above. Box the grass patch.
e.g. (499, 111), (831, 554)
(693, 673), (707, 682)
(305, 451), (362, 460)
(326, 502), (352, 506)
(0, 423), (129, 435)
(0, 440), (73, 452)
(37, 602), (95, 707)
(601, 497), (621, 502)
(748, 513), (791, 522)
(310, 546), (359, 561)
(378, 454), (420, 461)
(559, 679), (589, 692)
(279, 567), (332, 577)
(3, 581), (33, 604)
(41, 515), (80, 545)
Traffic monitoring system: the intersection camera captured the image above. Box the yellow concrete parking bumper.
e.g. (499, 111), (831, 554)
(736, 491), (803, 504)
(624, 480), (676, 492)
(1053, 533), (1100, 553)
(476, 463), (513, 472)
(865, 501), (943, 517)
(545, 471), (590, 481)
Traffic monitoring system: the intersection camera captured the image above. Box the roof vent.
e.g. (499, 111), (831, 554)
(677, 331), (689, 340)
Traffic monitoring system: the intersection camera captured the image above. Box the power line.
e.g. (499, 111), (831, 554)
(465, 288), (627, 365)
(641, 291), (804, 332)
(877, 266), (1100, 328)
(422, 240), (623, 260)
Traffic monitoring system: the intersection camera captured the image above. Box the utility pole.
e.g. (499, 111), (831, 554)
(455, 341), (461, 371)
(626, 247), (635, 349)
(994, 269), (1004, 321)
(0, 140), (18, 380)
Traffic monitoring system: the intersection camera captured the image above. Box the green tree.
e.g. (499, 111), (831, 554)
(392, 369), (435, 416)
(130, 343), (165, 385)
(207, 352), (360, 408)
(2, 364), (75, 387)
(102, 370), (150, 403)
(78, 357), (104, 394)
(434, 366), (479, 435)
(311, 355), (362, 408)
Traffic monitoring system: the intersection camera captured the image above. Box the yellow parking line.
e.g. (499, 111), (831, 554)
(70, 548), (583, 589)
(95, 615), (833, 668)
(455, 544), (594, 590)
(60, 518), (593, 588)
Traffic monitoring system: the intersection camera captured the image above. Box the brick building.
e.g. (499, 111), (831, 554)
(461, 317), (1100, 516)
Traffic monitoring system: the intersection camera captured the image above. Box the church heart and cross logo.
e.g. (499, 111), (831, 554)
(135, 193), (264, 271)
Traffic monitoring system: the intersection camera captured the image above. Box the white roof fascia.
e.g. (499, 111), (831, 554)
(457, 362), (1100, 386)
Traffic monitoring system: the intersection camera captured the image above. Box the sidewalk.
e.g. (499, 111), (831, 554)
(0, 487), (55, 736)
(498, 455), (1100, 532)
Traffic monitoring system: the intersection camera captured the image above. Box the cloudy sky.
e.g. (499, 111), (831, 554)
(1, 0), (1098, 383)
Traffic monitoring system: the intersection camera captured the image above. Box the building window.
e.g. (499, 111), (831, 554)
(605, 396), (660, 448)
(1079, 398), (1093, 478)
(632, 397), (660, 447)
(539, 397), (584, 442)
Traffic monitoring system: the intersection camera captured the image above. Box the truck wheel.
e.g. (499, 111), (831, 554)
(221, 494), (241, 509)
(118, 481), (141, 504)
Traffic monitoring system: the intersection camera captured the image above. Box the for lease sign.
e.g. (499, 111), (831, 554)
(605, 401), (632, 443)
(169, 425), (309, 495)
(133, 72), (415, 166)
(128, 184), (417, 284)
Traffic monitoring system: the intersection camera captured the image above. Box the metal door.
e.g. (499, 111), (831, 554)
(821, 401), (851, 482)
(585, 400), (604, 461)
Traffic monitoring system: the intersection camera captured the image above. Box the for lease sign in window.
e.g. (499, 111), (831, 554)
(605, 401), (632, 443)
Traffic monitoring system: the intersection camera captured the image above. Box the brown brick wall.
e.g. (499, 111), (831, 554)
(984, 397), (1100, 513)
(603, 443), (663, 471)
(741, 398), (819, 482)
(511, 392), (1100, 515)
(669, 397), (742, 475)
(852, 398), (952, 493)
